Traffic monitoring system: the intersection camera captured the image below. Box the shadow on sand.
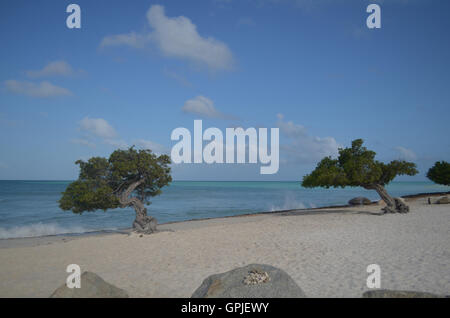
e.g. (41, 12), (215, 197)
(276, 208), (383, 217)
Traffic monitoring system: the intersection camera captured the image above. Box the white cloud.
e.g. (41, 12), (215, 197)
(163, 69), (193, 87)
(78, 117), (117, 139)
(276, 113), (340, 163)
(100, 32), (149, 49)
(134, 139), (169, 154)
(76, 118), (127, 149)
(26, 61), (76, 78)
(105, 139), (129, 150)
(70, 138), (96, 148)
(394, 146), (417, 161)
(276, 113), (308, 138)
(147, 5), (234, 71)
(4, 80), (73, 98)
(182, 96), (233, 119)
(74, 118), (164, 153)
(100, 5), (234, 71)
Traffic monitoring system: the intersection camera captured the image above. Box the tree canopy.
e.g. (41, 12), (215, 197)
(427, 161), (450, 186)
(59, 147), (171, 233)
(302, 139), (418, 190)
(302, 139), (418, 214)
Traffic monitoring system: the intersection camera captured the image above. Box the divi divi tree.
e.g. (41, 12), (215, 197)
(59, 147), (172, 233)
(302, 139), (418, 213)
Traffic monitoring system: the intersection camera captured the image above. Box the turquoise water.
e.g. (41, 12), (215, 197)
(0, 180), (448, 239)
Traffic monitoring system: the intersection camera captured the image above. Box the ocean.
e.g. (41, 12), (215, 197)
(0, 180), (448, 239)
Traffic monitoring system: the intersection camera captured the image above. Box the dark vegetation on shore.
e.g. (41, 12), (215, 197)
(58, 139), (449, 235)
(302, 139), (418, 214)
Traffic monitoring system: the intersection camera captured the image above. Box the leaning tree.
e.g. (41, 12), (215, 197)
(302, 139), (418, 213)
(426, 161), (450, 186)
(59, 147), (172, 234)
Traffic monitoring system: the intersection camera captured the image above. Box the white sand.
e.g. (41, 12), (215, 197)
(0, 197), (449, 297)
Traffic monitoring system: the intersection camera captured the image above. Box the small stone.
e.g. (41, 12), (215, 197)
(192, 264), (306, 298)
(348, 197), (372, 206)
(436, 196), (449, 204)
(50, 271), (128, 298)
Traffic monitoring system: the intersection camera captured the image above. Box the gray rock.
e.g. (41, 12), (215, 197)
(191, 264), (306, 298)
(362, 290), (444, 298)
(436, 196), (449, 204)
(395, 197), (406, 204)
(348, 197), (372, 206)
(50, 271), (128, 298)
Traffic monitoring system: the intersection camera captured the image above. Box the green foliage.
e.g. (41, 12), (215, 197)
(427, 161), (450, 186)
(302, 139), (418, 189)
(59, 147), (172, 214)
(59, 180), (119, 213)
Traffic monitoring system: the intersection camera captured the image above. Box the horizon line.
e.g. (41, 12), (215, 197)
(0, 179), (433, 183)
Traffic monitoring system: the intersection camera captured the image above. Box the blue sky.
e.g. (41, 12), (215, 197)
(0, 0), (449, 181)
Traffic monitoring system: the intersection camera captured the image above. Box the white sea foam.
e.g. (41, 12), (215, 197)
(270, 193), (307, 211)
(0, 223), (91, 239)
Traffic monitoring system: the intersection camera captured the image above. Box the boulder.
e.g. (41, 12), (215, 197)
(348, 197), (372, 206)
(436, 196), (449, 204)
(50, 271), (129, 298)
(191, 264), (306, 298)
(362, 289), (444, 298)
(395, 197), (406, 204)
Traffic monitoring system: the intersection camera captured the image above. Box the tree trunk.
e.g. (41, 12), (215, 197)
(118, 180), (157, 234)
(369, 184), (409, 214)
(130, 198), (157, 234)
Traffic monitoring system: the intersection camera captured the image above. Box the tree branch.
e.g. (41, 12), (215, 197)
(118, 179), (144, 207)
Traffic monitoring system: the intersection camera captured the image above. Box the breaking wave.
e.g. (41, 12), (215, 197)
(0, 223), (93, 239)
(270, 193), (308, 211)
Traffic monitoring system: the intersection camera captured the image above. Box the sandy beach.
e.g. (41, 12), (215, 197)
(0, 195), (449, 298)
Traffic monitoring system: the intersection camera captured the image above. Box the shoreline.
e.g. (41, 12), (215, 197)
(1, 190), (448, 249)
(0, 193), (448, 297)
